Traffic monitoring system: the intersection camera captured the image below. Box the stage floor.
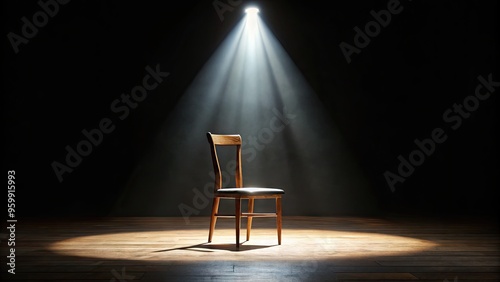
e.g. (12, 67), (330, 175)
(1, 216), (499, 281)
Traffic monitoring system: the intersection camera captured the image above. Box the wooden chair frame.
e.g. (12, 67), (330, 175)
(206, 132), (283, 248)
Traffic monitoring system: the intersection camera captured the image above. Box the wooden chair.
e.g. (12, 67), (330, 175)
(206, 132), (284, 248)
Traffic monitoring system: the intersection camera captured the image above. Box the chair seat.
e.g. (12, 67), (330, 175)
(216, 187), (284, 195)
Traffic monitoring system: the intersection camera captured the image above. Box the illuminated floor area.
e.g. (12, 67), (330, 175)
(1, 216), (499, 281)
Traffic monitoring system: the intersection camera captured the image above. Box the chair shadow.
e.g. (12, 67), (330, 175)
(154, 241), (277, 253)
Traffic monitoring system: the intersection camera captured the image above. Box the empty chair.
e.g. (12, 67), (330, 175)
(206, 132), (285, 248)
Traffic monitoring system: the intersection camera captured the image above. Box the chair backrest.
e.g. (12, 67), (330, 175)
(207, 132), (243, 190)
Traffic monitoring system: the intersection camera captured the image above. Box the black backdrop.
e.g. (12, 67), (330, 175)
(3, 0), (498, 217)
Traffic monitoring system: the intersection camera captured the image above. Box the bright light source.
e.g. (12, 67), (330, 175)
(245, 7), (259, 15)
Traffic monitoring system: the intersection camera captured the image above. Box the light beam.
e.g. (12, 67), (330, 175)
(110, 7), (377, 217)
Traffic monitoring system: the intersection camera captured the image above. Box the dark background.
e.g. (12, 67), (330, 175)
(2, 0), (498, 218)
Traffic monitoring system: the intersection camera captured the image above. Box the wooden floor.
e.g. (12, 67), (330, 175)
(1, 216), (499, 281)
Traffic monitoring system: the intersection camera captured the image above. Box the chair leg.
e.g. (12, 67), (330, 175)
(235, 198), (241, 248)
(208, 197), (220, 243)
(246, 198), (254, 241)
(276, 197), (282, 245)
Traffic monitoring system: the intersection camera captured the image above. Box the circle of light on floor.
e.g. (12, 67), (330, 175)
(49, 228), (437, 261)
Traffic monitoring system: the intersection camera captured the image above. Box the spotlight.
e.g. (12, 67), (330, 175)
(245, 7), (260, 15)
